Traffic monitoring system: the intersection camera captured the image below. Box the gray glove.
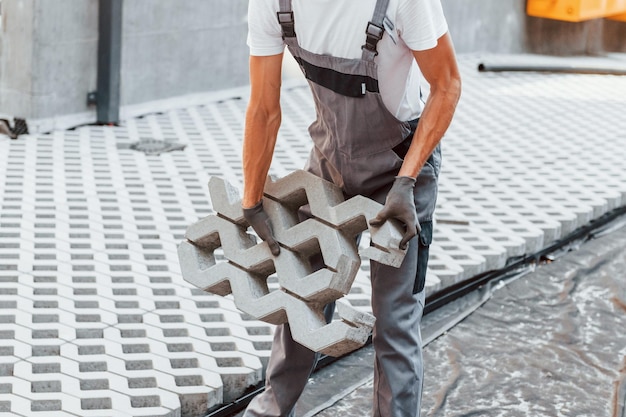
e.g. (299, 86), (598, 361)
(243, 200), (281, 256)
(369, 176), (420, 250)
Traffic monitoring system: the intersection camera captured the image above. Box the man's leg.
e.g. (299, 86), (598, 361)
(370, 233), (427, 417)
(368, 150), (436, 417)
(244, 247), (333, 417)
(243, 321), (318, 417)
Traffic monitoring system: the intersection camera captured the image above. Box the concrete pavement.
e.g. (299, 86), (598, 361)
(0, 54), (625, 416)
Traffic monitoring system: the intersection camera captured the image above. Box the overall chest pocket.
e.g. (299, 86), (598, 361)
(308, 85), (410, 159)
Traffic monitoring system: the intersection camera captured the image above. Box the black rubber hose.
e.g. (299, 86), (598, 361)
(477, 62), (626, 76)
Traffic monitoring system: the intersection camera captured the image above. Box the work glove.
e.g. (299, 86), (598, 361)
(369, 176), (420, 250)
(243, 200), (281, 256)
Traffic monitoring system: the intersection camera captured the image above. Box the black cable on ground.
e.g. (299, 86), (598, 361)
(618, 375), (626, 417)
(477, 62), (626, 76)
(206, 204), (626, 417)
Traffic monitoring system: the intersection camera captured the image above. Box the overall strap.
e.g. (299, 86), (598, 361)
(277, 0), (296, 39)
(362, 0), (390, 61)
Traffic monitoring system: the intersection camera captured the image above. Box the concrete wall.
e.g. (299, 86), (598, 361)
(0, 0), (98, 120)
(0, 0), (38, 118)
(601, 19), (626, 52)
(442, 0), (528, 54)
(0, 0), (249, 120)
(0, 0), (624, 121)
(537, 17), (625, 54)
(441, 0), (626, 55)
(0, 1), (4, 83)
(121, 0), (249, 106)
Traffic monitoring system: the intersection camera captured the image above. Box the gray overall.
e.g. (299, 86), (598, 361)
(244, 0), (441, 415)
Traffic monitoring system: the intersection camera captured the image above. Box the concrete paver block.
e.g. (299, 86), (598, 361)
(180, 235), (371, 356)
(207, 176), (246, 225)
(437, 224), (508, 271)
(264, 171), (407, 266)
(2, 54), (626, 416)
(179, 170), (409, 356)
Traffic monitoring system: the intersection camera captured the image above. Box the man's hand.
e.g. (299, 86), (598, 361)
(369, 176), (420, 250)
(243, 200), (281, 256)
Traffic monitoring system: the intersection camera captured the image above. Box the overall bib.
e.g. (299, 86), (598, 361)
(244, 0), (441, 416)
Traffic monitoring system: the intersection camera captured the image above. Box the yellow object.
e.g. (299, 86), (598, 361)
(527, 0), (626, 21)
(606, 0), (626, 14)
(607, 11), (626, 19)
(606, 0), (626, 19)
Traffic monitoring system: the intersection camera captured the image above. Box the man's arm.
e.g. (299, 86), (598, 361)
(242, 53), (284, 208)
(398, 32), (462, 178)
(370, 33), (460, 248)
(241, 53), (284, 256)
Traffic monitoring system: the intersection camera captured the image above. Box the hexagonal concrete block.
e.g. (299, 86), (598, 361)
(263, 171), (407, 267)
(179, 170), (408, 356)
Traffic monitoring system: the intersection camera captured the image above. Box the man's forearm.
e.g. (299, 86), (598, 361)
(398, 80), (461, 178)
(242, 54), (284, 209)
(399, 33), (462, 179)
(242, 106), (281, 208)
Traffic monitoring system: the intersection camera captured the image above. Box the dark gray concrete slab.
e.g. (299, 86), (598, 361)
(301, 220), (626, 416)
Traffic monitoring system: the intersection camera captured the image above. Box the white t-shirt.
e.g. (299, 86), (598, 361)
(247, 0), (449, 121)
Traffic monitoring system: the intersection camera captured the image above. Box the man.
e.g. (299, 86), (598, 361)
(240, 0), (461, 416)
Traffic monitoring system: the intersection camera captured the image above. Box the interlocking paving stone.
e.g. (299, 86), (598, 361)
(0, 54), (625, 415)
(180, 171), (410, 356)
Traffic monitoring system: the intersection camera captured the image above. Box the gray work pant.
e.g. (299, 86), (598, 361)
(244, 134), (438, 417)
(243, 226), (429, 417)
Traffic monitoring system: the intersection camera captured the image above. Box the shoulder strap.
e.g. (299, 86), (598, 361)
(277, 0), (296, 39)
(362, 0), (390, 61)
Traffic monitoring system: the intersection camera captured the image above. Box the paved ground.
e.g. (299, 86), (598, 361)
(306, 220), (626, 417)
(0, 53), (625, 416)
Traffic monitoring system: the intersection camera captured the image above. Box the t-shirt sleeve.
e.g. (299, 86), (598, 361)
(397, 0), (449, 51)
(247, 0), (286, 56)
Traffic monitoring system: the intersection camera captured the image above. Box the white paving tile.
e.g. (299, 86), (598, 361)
(0, 54), (624, 415)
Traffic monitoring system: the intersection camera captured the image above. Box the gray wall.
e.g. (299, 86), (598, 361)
(441, 0), (626, 55)
(442, 0), (528, 54)
(121, 0), (249, 106)
(0, 0), (249, 120)
(1, 0), (100, 119)
(603, 19), (626, 51)
(0, 0), (624, 121)
(1, 0), (38, 118)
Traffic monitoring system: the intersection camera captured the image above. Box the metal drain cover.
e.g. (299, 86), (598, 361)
(129, 139), (186, 155)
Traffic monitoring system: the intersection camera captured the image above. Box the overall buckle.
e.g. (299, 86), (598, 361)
(277, 11), (296, 39)
(361, 22), (384, 56)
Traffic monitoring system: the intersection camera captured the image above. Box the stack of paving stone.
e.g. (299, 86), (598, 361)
(179, 170), (407, 358)
(0, 55), (624, 416)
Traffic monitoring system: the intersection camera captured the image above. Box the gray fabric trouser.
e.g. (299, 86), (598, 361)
(243, 127), (438, 417)
(243, 231), (426, 417)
